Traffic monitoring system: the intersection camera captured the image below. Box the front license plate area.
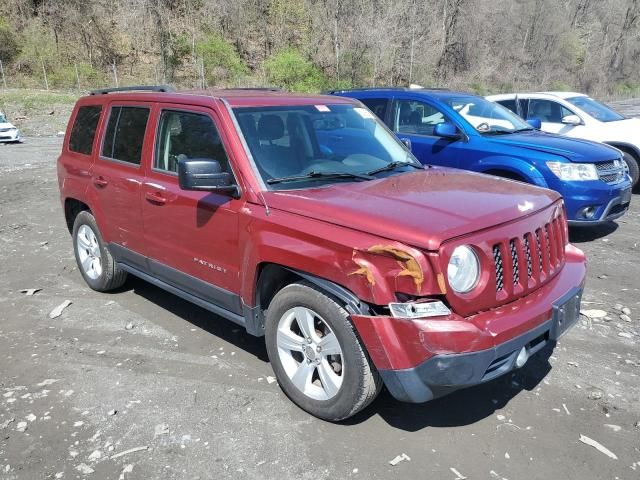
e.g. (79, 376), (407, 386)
(552, 288), (582, 339)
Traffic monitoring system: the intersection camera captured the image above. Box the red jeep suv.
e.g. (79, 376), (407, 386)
(57, 86), (586, 421)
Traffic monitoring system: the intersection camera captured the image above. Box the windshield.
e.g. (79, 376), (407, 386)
(233, 104), (420, 189)
(0, 113), (6, 123)
(566, 96), (625, 122)
(445, 96), (531, 133)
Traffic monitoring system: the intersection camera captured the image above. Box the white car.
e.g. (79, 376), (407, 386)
(0, 111), (22, 143)
(486, 92), (640, 187)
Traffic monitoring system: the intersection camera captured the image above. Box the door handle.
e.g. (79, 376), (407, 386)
(145, 191), (167, 205)
(93, 176), (108, 188)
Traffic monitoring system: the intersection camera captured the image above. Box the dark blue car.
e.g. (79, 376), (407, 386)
(329, 88), (632, 225)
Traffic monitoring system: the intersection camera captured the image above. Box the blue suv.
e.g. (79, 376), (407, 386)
(329, 88), (632, 226)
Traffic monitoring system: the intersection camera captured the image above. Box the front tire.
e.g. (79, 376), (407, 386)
(621, 152), (640, 188)
(72, 211), (127, 292)
(265, 282), (382, 421)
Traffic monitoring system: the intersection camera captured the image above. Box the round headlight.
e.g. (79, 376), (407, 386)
(447, 245), (480, 293)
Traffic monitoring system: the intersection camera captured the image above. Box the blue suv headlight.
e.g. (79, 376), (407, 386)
(546, 162), (598, 181)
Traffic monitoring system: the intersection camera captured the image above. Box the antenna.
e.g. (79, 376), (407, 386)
(256, 189), (271, 216)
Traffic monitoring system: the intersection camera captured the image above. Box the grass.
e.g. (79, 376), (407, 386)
(0, 89), (78, 136)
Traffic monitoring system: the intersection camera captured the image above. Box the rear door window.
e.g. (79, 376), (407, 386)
(101, 106), (150, 165)
(68, 105), (102, 155)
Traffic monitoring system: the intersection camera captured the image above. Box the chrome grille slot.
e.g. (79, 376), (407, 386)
(509, 239), (519, 286)
(544, 224), (554, 266)
(493, 245), (504, 291)
(535, 228), (543, 272)
(524, 234), (533, 279)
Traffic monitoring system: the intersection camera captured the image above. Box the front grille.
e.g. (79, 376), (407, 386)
(596, 160), (616, 170)
(492, 211), (566, 294)
(0, 128), (11, 133)
(596, 160), (625, 184)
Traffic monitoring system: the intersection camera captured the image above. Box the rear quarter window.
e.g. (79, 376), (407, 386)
(101, 106), (150, 165)
(68, 105), (102, 155)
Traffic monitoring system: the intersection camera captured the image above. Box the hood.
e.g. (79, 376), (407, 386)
(0, 122), (16, 130)
(263, 168), (560, 251)
(485, 130), (620, 162)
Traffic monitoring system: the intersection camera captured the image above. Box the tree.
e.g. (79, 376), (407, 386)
(0, 17), (20, 64)
(264, 48), (326, 91)
(196, 33), (247, 86)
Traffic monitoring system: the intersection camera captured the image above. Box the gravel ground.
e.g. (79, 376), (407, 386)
(0, 136), (639, 480)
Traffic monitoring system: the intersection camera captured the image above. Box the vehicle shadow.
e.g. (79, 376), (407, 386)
(569, 223), (618, 243)
(116, 276), (553, 431)
(346, 342), (555, 431)
(122, 276), (270, 362)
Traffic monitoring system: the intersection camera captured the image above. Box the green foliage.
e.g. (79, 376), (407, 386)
(48, 63), (103, 89)
(267, 0), (310, 48)
(196, 33), (247, 85)
(167, 34), (192, 70)
(614, 81), (640, 98)
(549, 80), (573, 91)
(0, 17), (19, 64)
(559, 32), (586, 69)
(264, 48), (327, 92)
(469, 81), (488, 96)
(15, 21), (57, 76)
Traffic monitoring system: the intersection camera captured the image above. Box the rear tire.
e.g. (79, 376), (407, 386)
(72, 211), (127, 292)
(621, 152), (640, 189)
(265, 282), (382, 421)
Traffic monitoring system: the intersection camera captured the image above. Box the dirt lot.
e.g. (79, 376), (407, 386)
(0, 136), (639, 480)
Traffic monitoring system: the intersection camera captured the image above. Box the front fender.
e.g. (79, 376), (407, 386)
(238, 208), (445, 308)
(472, 156), (548, 188)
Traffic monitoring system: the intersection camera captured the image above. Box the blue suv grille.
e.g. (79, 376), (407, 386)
(596, 160), (625, 184)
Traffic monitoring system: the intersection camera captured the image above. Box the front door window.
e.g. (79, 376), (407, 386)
(393, 99), (447, 136)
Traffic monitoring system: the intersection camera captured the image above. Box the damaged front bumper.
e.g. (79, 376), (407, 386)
(350, 246), (586, 403)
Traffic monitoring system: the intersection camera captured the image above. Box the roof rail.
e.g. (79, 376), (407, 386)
(220, 87), (284, 92)
(89, 85), (176, 95)
(325, 86), (450, 94)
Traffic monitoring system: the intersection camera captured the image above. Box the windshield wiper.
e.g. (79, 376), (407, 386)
(366, 160), (423, 176)
(266, 170), (374, 185)
(483, 129), (515, 135)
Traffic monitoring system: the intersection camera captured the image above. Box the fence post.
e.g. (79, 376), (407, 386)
(41, 57), (49, 90)
(75, 63), (81, 91)
(112, 62), (119, 87)
(0, 60), (7, 90)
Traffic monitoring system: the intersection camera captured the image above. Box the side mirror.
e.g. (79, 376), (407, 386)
(561, 114), (582, 126)
(526, 118), (542, 129)
(178, 158), (238, 196)
(433, 122), (459, 139)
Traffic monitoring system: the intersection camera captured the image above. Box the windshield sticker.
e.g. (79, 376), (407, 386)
(354, 107), (375, 119)
(314, 105), (331, 112)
